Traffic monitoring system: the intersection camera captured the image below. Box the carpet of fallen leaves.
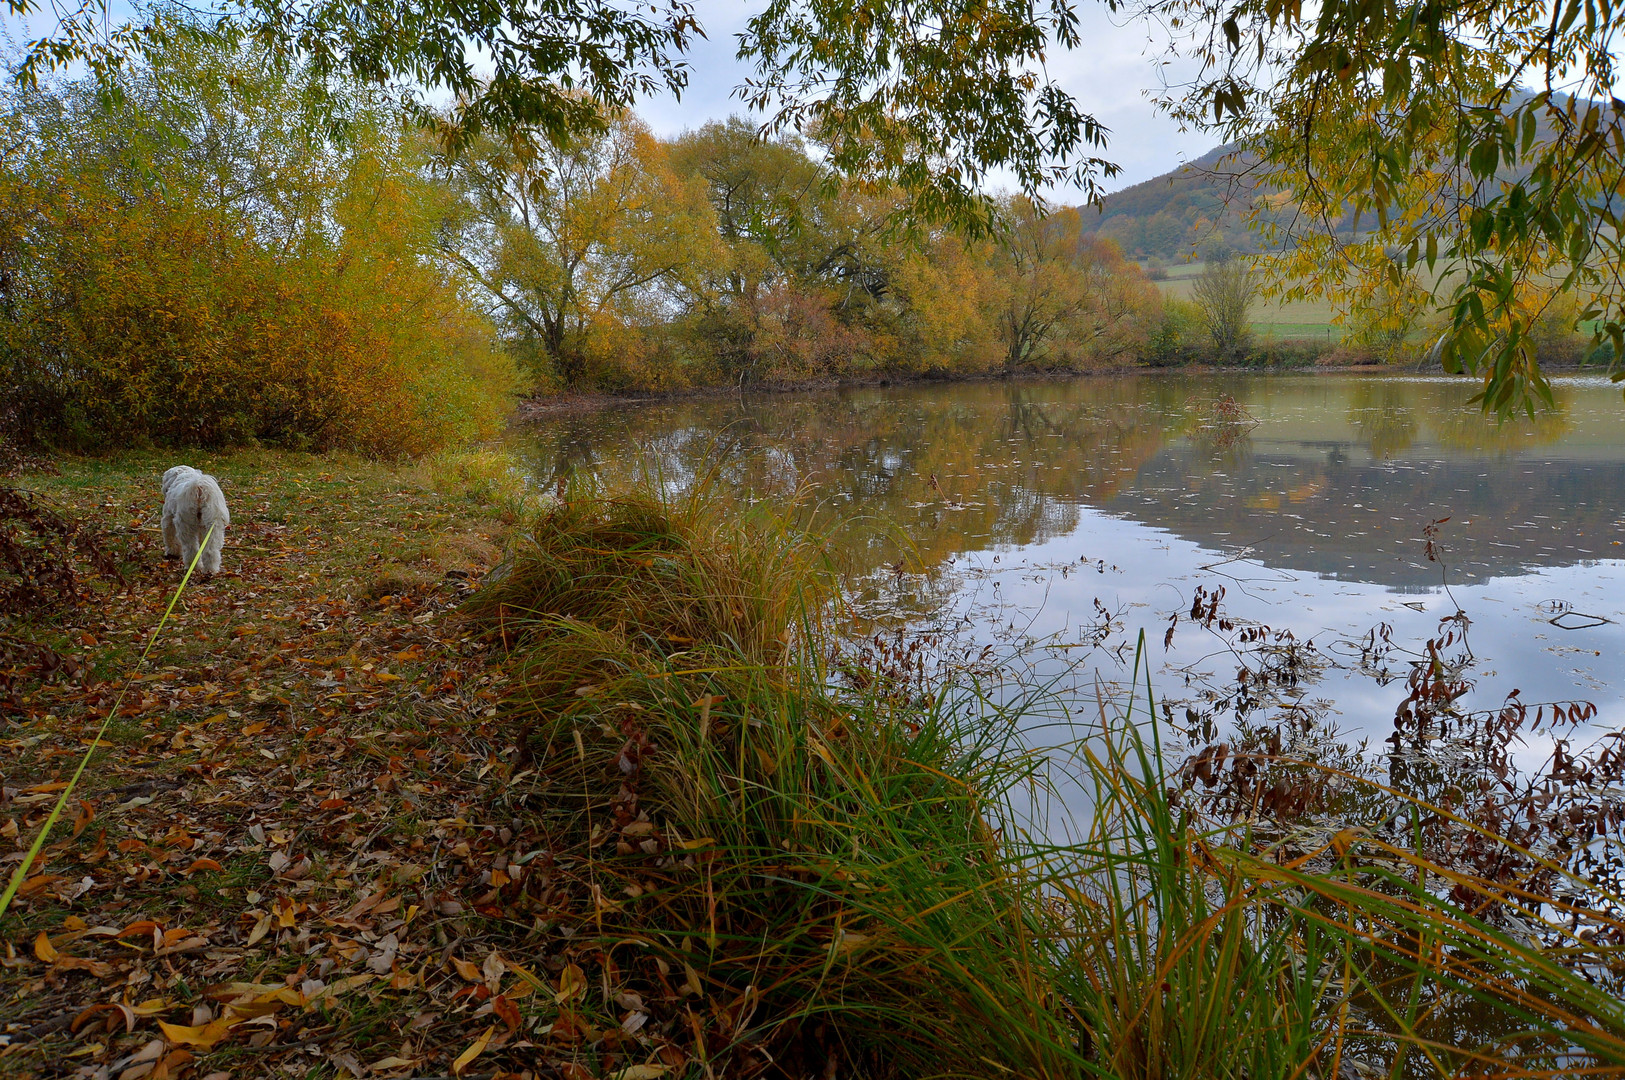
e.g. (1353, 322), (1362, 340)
(1, 452), (681, 1080)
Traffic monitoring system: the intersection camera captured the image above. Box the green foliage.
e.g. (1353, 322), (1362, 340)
(1145, 294), (1203, 366)
(0, 37), (517, 455)
(1156, 0), (1625, 414)
(1191, 252), (1258, 358)
(16, 0), (1114, 235)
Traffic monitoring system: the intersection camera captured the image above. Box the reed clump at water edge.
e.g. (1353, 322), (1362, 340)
(463, 478), (1625, 1080)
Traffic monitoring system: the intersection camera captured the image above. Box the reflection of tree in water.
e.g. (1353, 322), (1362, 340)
(1426, 390), (1571, 454)
(1347, 380), (1419, 459)
(517, 375), (1625, 590)
(515, 380), (1183, 576)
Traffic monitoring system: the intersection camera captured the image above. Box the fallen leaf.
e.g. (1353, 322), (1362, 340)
(158, 1017), (237, 1049)
(245, 913), (273, 947)
(18, 873), (64, 897)
(34, 931), (58, 963)
(73, 1002), (137, 1035)
(451, 955), (483, 982)
(608, 1066), (671, 1080)
(56, 955), (116, 976)
(555, 962), (586, 1003)
(72, 799), (96, 838)
(450, 1025), (493, 1077)
(491, 994), (521, 1033)
(369, 1055), (417, 1072)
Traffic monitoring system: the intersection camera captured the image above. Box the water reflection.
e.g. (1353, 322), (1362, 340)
(517, 373), (1625, 736)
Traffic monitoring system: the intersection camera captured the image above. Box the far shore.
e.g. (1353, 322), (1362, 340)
(518, 355), (1615, 419)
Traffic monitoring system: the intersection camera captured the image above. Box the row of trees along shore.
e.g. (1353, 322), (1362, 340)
(0, 45), (1196, 458)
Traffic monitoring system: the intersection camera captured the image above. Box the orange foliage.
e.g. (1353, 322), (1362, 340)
(0, 54), (512, 456)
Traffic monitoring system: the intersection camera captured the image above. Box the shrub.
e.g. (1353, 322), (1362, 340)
(1192, 252), (1259, 358)
(1145, 294), (1203, 366)
(0, 38), (515, 457)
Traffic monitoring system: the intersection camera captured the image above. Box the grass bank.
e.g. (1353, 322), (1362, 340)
(4, 457), (1624, 1078)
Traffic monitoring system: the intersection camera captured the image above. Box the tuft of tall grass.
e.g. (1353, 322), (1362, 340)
(467, 479), (1625, 1079)
(418, 448), (551, 522)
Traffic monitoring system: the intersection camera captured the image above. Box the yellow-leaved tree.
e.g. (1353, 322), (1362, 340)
(0, 29), (516, 455)
(440, 109), (725, 391)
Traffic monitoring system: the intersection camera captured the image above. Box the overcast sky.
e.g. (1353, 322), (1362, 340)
(4, 0), (1218, 197)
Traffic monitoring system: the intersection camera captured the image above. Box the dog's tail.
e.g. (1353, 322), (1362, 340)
(192, 484), (208, 522)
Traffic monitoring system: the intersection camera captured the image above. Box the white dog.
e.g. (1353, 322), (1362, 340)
(161, 465), (231, 576)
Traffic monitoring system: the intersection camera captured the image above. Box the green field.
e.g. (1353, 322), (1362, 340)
(1156, 260), (1342, 342)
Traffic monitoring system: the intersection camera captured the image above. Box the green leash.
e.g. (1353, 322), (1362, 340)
(0, 526), (215, 918)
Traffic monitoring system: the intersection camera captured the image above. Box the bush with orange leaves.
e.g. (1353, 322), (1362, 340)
(0, 36), (516, 457)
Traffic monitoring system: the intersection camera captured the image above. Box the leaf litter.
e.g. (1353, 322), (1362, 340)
(0, 455), (685, 1080)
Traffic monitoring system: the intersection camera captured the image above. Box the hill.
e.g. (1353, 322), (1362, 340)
(1077, 143), (1278, 262)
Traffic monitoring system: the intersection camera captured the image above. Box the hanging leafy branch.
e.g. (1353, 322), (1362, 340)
(1147, 0), (1625, 415)
(6, 0), (1115, 232)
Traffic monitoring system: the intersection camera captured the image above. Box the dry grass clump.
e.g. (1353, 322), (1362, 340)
(464, 478), (830, 731)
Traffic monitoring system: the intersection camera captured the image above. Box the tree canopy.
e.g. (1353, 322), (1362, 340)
(11, 0), (1625, 411)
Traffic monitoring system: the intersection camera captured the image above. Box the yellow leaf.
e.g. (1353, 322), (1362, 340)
(157, 1017), (236, 1049)
(450, 1025), (493, 1076)
(33, 931), (59, 963)
(608, 1067), (670, 1080)
(245, 913), (273, 947)
(555, 962), (586, 1003)
(677, 837), (715, 851)
(370, 1056), (417, 1072)
(451, 955), (483, 982)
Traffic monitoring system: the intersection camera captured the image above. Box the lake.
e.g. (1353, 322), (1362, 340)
(517, 372), (1625, 772)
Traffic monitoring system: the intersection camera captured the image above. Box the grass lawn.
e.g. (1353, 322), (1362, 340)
(1157, 261), (1343, 341)
(0, 450), (562, 1080)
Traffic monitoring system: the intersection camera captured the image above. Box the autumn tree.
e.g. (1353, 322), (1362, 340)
(666, 119), (905, 382)
(0, 35), (513, 454)
(992, 197), (1161, 370)
(441, 111), (723, 388)
(1191, 252), (1257, 359)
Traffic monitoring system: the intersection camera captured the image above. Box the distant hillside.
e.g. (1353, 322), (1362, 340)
(1087, 94), (1568, 263)
(1078, 143), (1276, 263)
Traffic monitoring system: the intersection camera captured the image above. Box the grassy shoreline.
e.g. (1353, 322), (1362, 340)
(4, 453), (1624, 1079)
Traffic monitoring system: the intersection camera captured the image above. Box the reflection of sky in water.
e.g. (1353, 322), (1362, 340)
(935, 507), (1625, 767)
(520, 373), (1625, 766)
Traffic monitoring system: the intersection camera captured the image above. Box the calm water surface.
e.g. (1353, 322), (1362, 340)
(518, 373), (1625, 763)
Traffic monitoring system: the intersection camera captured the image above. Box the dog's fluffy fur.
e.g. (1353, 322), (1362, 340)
(161, 465), (230, 576)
